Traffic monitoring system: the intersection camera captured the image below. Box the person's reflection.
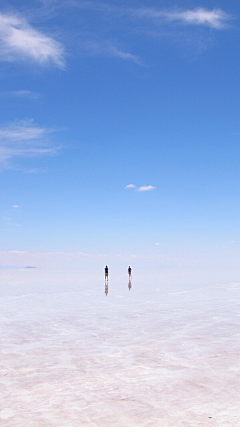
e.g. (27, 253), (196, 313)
(105, 283), (108, 296)
(128, 265), (132, 290)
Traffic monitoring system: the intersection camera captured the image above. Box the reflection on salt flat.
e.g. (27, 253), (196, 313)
(105, 282), (108, 296)
(1, 273), (240, 426)
(104, 277), (132, 295)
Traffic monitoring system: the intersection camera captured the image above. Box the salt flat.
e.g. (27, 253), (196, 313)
(1, 273), (240, 426)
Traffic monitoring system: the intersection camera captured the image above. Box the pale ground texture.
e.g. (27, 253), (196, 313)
(1, 270), (240, 426)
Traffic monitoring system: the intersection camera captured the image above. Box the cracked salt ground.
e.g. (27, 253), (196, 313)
(1, 275), (240, 426)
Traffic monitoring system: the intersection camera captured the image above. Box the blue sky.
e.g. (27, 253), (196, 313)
(1, 0), (240, 283)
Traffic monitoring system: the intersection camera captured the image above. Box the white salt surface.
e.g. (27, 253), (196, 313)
(1, 274), (240, 426)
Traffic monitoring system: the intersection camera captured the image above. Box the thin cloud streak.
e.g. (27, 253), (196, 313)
(0, 13), (65, 67)
(134, 7), (230, 29)
(0, 121), (46, 141)
(0, 120), (60, 169)
(79, 40), (142, 64)
(68, 2), (231, 30)
(0, 90), (41, 99)
(169, 9), (230, 29)
(64, 3), (231, 64)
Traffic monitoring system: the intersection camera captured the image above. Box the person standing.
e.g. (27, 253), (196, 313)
(105, 265), (109, 280)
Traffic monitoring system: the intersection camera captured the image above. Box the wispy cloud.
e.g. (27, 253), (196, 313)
(0, 119), (60, 170)
(0, 13), (65, 67)
(65, 3), (231, 63)
(79, 40), (141, 64)
(68, 2), (231, 30)
(167, 8), (230, 29)
(125, 184), (136, 189)
(134, 8), (230, 29)
(137, 185), (156, 192)
(0, 120), (46, 141)
(0, 90), (40, 99)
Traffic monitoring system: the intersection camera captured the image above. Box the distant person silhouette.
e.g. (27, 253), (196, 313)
(104, 265), (109, 286)
(105, 265), (109, 278)
(128, 266), (132, 277)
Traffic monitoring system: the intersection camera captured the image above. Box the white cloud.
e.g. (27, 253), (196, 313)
(65, 3), (231, 66)
(125, 184), (156, 191)
(125, 184), (136, 189)
(12, 205), (19, 208)
(0, 90), (40, 99)
(155, 242), (160, 246)
(70, 3), (230, 30)
(131, 7), (230, 29)
(0, 119), (60, 169)
(0, 13), (65, 67)
(165, 8), (230, 29)
(137, 185), (156, 192)
(0, 120), (46, 141)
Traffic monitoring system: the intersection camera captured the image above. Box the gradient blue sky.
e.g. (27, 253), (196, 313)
(1, 0), (240, 283)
